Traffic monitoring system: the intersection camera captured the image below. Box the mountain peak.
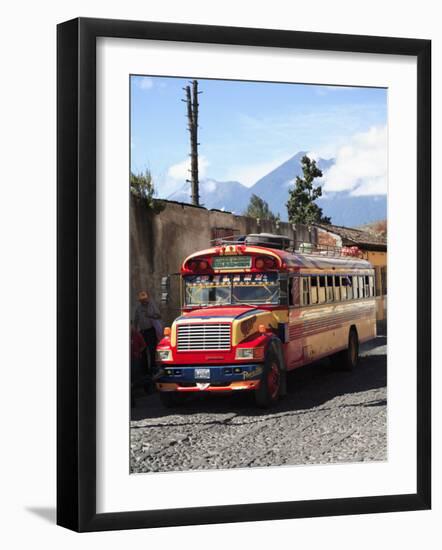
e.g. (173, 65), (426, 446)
(251, 151), (333, 193)
(163, 151), (386, 226)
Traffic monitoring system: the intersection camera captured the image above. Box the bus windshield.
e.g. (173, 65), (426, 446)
(184, 273), (279, 306)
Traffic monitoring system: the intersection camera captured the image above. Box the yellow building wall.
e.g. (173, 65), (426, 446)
(364, 250), (387, 267)
(361, 250), (387, 321)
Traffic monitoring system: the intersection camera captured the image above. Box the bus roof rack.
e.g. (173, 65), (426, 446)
(210, 233), (363, 259)
(245, 233), (291, 250)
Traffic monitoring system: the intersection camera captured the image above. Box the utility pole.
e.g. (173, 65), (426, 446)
(183, 80), (201, 206)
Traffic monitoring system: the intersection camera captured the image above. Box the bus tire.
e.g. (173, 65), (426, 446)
(159, 391), (186, 408)
(255, 351), (281, 408)
(332, 328), (359, 371)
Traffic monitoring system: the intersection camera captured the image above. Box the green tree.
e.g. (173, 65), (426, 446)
(286, 155), (331, 225)
(244, 194), (280, 223)
(130, 169), (165, 213)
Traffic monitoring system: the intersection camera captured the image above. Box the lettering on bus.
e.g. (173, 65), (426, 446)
(212, 256), (252, 270)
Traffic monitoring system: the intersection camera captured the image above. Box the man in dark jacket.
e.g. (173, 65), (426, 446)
(133, 290), (161, 373)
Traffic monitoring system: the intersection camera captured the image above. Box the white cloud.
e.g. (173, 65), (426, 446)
(225, 155), (291, 187)
(167, 158), (190, 181)
(157, 156), (210, 197)
(167, 156), (209, 181)
(306, 151), (319, 161)
(350, 176), (386, 196)
(204, 179), (217, 192)
(137, 77), (153, 90)
(322, 125), (387, 196)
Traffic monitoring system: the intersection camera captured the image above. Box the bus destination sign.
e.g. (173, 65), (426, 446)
(212, 256), (252, 270)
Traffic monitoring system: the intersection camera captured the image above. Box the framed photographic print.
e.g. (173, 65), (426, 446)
(57, 17), (431, 532)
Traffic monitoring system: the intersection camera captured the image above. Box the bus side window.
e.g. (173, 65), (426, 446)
(334, 275), (341, 301)
(352, 275), (359, 298)
(326, 275), (334, 302)
(364, 275), (370, 297)
(310, 276), (318, 304)
(318, 276), (326, 303)
(344, 275), (353, 300)
(369, 275), (375, 297)
(340, 276), (348, 300)
(358, 276), (364, 299)
(279, 278), (288, 305)
(301, 276), (310, 306)
(289, 277), (300, 306)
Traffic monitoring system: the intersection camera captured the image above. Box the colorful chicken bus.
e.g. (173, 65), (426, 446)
(155, 234), (377, 408)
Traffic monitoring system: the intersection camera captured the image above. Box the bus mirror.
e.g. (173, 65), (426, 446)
(161, 276), (170, 303)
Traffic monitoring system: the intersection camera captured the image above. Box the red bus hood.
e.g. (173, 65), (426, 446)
(178, 306), (262, 321)
(163, 306), (280, 361)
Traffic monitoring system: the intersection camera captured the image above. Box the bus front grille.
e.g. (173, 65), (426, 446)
(176, 323), (231, 351)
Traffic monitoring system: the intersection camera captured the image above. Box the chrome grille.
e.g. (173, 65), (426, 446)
(176, 323), (231, 351)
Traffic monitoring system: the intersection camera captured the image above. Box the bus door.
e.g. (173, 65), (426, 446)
(287, 275), (303, 368)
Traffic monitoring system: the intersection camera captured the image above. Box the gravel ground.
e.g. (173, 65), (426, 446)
(130, 335), (387, 473)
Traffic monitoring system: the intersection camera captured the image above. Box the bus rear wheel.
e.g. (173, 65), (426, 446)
(255, 351), (281, 408)
(331, 328), (359, 371)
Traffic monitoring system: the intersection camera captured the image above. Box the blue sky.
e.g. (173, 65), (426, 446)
(130, 75), (387, 198)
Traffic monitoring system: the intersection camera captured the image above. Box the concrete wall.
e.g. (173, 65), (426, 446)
(130, 196), (301, 326)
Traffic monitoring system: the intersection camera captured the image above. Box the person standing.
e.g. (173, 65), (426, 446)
(133, 290), (161, 373)
(130, 323), (146, 408)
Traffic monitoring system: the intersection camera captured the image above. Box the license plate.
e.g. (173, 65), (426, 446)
(194, 368), (210, 379)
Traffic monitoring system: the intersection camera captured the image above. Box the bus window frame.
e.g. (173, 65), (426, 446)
(289, 270), (376, 309)
(318, 275), (326, 304)
(340, 276), (348, 300)
(358, 276), (364, 299)
(369, 274), (375, 297)
(333, 275), (341, 302)
(310, 275), (319, 305)
(326, 275), (334, 303)
(364, 275), (370, 297)
(301, 275), (310, 307)
(288, 275), (302, 307)
(279, 274), (289, 306)
(352, 275), (359, 299)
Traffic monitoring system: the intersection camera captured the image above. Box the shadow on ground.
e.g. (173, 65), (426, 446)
(131, 336), (387, 422)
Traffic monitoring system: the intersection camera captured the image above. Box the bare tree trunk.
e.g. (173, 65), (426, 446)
(185, 80), (200, 206)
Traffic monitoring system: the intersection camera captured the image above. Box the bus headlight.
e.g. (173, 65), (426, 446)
(235, 347), (264, 360)
(156, 349), (173, 362)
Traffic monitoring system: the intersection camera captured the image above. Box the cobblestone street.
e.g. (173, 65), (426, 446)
(130, 336), (387, 473)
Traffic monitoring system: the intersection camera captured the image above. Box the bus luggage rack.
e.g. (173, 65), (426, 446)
(210, 233), (350, 258)
(291, 241), (346, 257)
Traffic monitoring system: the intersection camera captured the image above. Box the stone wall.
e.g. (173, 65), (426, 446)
(130, 196), (306, 326)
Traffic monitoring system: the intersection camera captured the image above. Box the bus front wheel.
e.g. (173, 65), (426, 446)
(331, 328), (359, 371)
(255, 351), (282, 408)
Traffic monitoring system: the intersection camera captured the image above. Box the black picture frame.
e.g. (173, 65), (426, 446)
(57, 17), (431, 532)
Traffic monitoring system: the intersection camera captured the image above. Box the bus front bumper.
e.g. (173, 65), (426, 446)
(155, 364), (263, 393)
